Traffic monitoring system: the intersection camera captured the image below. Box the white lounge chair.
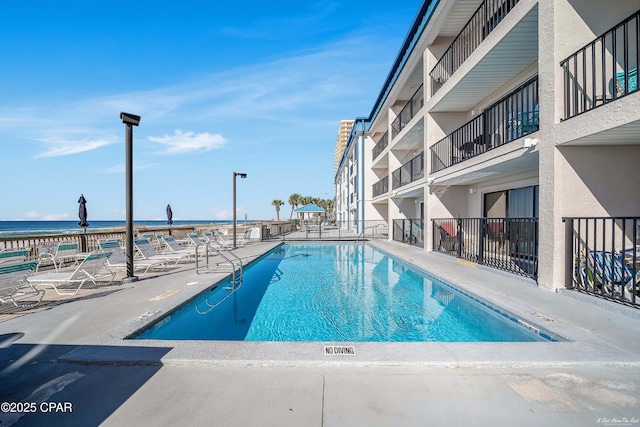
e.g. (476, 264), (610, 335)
(0, 261), (44, 307)
(28, 250), (115, 295)
(134, 239), (191, 265)
(38, 242), (79, 272)
(0, 249), (30, 266)
(161, 235), (198, 257)
(212, 230), (234, 248)
(214, 228), (256, 248)
(234, 227), (260, 246)
(98, 240), (166, 275)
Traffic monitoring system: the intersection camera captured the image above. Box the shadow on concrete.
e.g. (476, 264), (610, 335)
(0, 335), (171, 427)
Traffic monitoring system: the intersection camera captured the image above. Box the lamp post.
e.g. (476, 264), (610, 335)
(120, 112), (141, 283)
(233, 172), (247, 249)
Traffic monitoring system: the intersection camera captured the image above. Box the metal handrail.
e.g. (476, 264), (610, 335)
(195, 241), (243, 288)
(194, 240), (245, 315)
(563, 216), (638, 308)
(560, 10), (640, 119)
(432, 217), (538, 280)
(430, 76), (538, 173)
(195, 279), (243, 315)
(391, 85), (424, 139)
(356, 225), (381, 242)
(392, 152), (424, 190)
(430, 0), (519, 95)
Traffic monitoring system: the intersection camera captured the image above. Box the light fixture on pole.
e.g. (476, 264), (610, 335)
(120, 112), (141, 283)
(233, 172), (247, 249)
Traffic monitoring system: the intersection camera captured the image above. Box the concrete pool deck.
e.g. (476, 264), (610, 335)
(0, 240), (639, 426)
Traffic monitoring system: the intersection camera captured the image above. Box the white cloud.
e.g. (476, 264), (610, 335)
(211, 209), (233, 220)
(148, 130), (227, 155)
(24, 211), (70, 220)
(35, 137), (116, 158)
(2, 28), (394, 161)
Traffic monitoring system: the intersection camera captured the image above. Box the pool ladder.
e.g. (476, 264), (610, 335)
(356, 225), (379, 243)
(195, 240), (243, 288)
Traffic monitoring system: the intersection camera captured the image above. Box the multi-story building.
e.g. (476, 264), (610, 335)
(334, 120), (355, 174)
(335, 0), (640, 305)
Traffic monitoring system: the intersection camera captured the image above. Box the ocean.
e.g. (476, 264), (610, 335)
(0, 220), (235, 238)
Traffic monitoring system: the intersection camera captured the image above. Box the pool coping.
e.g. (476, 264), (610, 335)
(58, 240), (640, 368)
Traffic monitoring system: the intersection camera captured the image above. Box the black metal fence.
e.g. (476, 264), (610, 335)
(392, 152), (424, 190)
(271, 220), (390, 242)
(433, 217), (538, 280)
(392, 219), (424, 247)
(391, 85), (424, 139)
(563, 216), (639, 308)
(431, 76), (538, 172)
(372, 131), (389, 160)
(372, 176), (389, 198)
(561, 10), (640, 119)
(430, 0), (519, 95)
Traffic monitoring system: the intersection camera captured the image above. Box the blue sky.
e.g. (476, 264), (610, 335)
(0, 1), (420, 221)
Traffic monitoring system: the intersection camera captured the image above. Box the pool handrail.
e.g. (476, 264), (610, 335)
(195, 239), (243, 288)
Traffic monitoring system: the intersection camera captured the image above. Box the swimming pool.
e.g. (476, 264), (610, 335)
(135, 243), (554, 342)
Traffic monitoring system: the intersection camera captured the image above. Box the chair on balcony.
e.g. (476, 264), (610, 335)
(437, 223), (459, 252)
(486, 221), (506, 249)
(580, 250), (640, 300)
(508, 105), (539, 138)
(609, 68), (638, 97)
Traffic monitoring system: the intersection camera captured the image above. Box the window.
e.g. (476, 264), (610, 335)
(484, 185), (539, 218)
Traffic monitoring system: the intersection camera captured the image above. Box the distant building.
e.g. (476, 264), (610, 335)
(334, 120), (354, 174)
(335, 0), (640, 302)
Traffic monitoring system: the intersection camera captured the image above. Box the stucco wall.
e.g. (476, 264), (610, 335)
(558, 145), (640, 216)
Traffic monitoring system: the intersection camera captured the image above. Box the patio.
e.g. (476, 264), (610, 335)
(0, 240), (639, 426)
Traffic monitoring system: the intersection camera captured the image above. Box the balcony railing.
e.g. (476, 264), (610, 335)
(433, 217), (538, 280)
(391, 85), (424, 139)
(393, 219), (424, 247)
(392, 152), (424, 190)
(563, 216), (639, 308)
(431, 76), (538, 173)
(372, 131), (389, 160)
(372, 176), (389, 198)
(561, 11), (640, 120)
(430, 0), (519, 95)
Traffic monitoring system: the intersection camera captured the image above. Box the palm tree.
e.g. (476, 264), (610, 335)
(272, 199), (284, 221)
(288, 193), (302, 220)
(325, 198), (335, 222)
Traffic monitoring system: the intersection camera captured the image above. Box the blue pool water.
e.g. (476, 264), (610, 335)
(135, 243), (552, 342)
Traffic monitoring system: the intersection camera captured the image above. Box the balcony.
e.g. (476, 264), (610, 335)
(430, 0), (520, 96)
(391, 85), (424, 139)
(372, 131), (389, 160)
(372, 176), (389, 198)
(561, 11), (639, 120)
(393, 219), (424, 248)
(564, 216), (639, 308)
(433, 217), (538, 280)
(431, 76), (538, 173)
(392, 152), (424, 190)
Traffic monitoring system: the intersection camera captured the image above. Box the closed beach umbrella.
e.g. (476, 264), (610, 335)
(78, 194), (89, 228)
(166, 204), (173, 225)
